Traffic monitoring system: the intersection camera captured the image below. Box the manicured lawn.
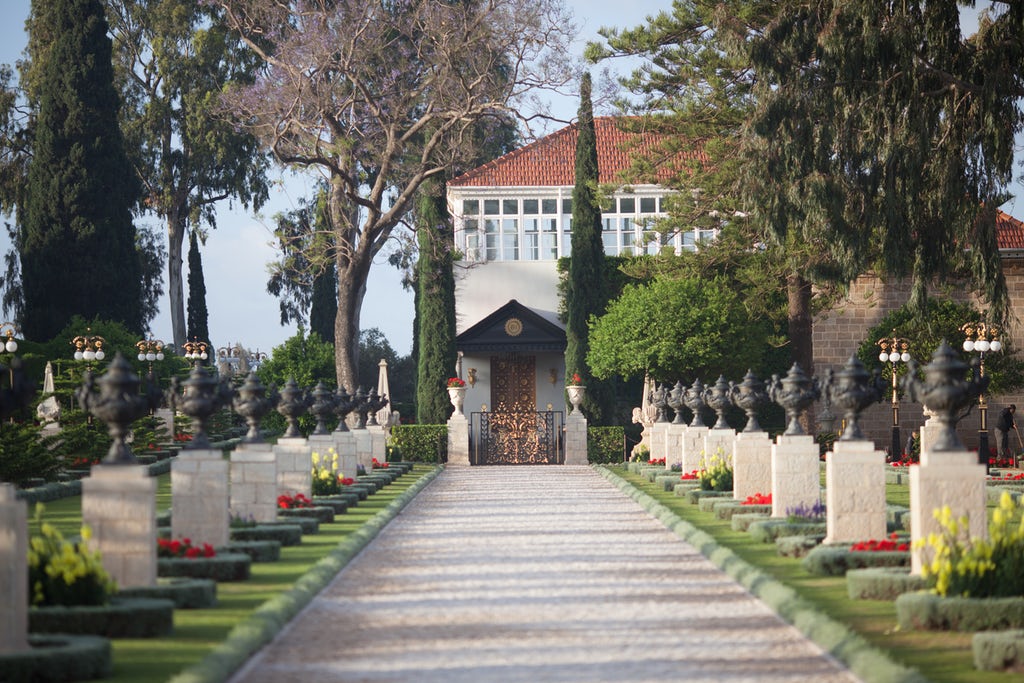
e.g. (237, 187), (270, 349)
(612, 467), (1007, 683)
(27, 465), (435, 683)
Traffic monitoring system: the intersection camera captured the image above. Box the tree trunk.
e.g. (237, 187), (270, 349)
(330, 175), (371, 391)
(787, 271), (815, 433)
(167, 208), (186, 349)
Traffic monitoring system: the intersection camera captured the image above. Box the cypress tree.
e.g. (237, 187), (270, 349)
(415, 175), (457, 423)
(20, 0), (142, 341)
(185, 230), (209, 345)
(565, 73), (611, 423)
(310, 261), (337, 345)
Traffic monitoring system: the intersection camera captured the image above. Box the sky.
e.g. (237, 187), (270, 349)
(0, 2), (1017, 363)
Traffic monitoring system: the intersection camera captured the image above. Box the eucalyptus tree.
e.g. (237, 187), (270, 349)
(214, 0), (576, 390)
(106, 0), (270, 349)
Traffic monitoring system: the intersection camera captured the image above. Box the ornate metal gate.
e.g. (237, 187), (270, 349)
(472, 405), (564, 465)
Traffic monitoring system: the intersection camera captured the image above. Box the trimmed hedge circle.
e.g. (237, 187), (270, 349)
(802, 544), (910, 576)
(896, 592), (1024, 631)
(230, 524), (303, 547)
(748, 519), (827, 544)
(279, 505), (335, 524)
(972, 629), (1024, 671)
(221, 540), (281, 563)
(29, 597), (175, 638)
(846, 567), (927, 601)
(116, 577), (217, 608)
(158, 552), (252, 582)
(0, 634), (112, 683)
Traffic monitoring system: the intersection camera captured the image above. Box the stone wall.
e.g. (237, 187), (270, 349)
(812, 260), (1024, 452)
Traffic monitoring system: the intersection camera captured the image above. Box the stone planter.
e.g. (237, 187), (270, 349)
(566, 385), (585, 414)
(447, 386), (466, 415)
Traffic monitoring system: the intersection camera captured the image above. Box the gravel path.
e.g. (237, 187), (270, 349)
(229, 466), (862, 683)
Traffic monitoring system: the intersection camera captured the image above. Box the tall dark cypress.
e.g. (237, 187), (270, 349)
(310, 261), (337, 345)
(185, 230), (209, 345)
(565, 73), (610, 422)
(415, 175), (457, 423)
(20, 0), (142, 341)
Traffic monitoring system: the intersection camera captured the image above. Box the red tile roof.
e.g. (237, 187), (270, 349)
(997, 210), (1024, 250)
(448, 117), (703, 188)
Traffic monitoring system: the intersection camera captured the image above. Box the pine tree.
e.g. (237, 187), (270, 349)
(415, 176), (457, 423)
(20, 0), (142, 341)
(186, 230), (209, 345)
(565, 73), (611, 423)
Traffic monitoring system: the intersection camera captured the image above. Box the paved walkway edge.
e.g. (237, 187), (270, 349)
(168, 465), (445, 683)
(597, 466), (930, 683)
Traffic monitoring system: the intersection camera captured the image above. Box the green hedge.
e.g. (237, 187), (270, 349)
(389, 425), (447, 463)
(587, 426), (624, 464)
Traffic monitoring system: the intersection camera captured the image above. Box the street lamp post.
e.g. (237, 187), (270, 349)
(71, 329), (106, 364)
(961, 321), (1002, 472)
(182, 339), (209, 367)
(877, 333), (910, 460)
(136, 338), (165, 373)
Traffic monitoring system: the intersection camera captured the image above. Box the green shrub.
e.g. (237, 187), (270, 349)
(587, 426), (624, 464)
(28, 505), (116, 607)
(390, 425), (447, 462)
(698, 450), (733, 491)
(0, 422), (63, 485)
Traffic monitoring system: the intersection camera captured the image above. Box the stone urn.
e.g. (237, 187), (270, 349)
(448, 386), (467, 416)
(76, 353), (153, 464)
(827, 355), (885, 441)
(769, 363), (820, 436)
(902, 340), (988, 451)
(566, 385), (586, 415)
(703, 375), (733, 430)
(730, 369), (769, 433)
(683, 379), (708, 427)
(668, 381), (686, 425)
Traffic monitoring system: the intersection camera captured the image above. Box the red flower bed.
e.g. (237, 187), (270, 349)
(371, 458), (389, 469)
(850, 532), (909, 552)
(680, 470), (699, 480)
(277, 493), (313, 509)
(990, 472), (1024, 481)
(741, 493), (772, 505)
(648, 458), (666, 466)
(157, 537), (216, 559)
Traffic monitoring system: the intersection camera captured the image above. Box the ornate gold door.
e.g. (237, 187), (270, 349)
(491, 353), (535, 410)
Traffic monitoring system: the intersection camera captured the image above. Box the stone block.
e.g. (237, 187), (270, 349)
(231, 443), (278, 523)
(447, 414), (470, 466)
(681, 426), (708, 473)
(352, 430), (373, 471)
(82, 465), (157, 588)
(172, 449), (229, 548)
(665, 424), (686, 469)
(771, 435), (820, 519)
(0, 484), (28, 654)
(649, 422), (670, 465)
(733, 431), (772, 501)
(909, 451), (987, 575)
(705, 429), (736, 466)
(824, 440), (886, 544)
(565, 413), (588, 465)
(274, 437), (312, 499)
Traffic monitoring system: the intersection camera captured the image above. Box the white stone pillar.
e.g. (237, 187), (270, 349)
(154, 408), (175, 442)
(367, 424), (388, 463)
(82, 465), (157, 588)
(230, 443), (277, 523)
(325, 431), (358, 479)
(705, 428), (736, 467)
(447, 413), (470, 466)
(681, 426), (708, 474)
(353, 429), (374, 472)
(0, 484), (27, 654)
(649, 422), (669, 463)
(770, 434), (820, 519)
(665, 423), (687, 470)
(910, 449), (987, 575)
(732, 431), (772, 501)
(273, 436), (312, 499)
(172, 448), (230, 548)
(564, 412), (588, 465)
(824, 440), (886, 544)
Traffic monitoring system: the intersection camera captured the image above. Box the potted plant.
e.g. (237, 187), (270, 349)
(565, 372), (585, 414)
(446, 377), (467, 415)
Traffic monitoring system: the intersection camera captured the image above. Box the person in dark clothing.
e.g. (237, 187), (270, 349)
(995, 404), (1017, 461)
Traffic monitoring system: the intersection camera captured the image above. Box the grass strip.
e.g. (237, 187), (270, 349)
(598, 465), (1003, 683)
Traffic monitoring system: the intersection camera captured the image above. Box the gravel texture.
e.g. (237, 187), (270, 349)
(229, 466), (862, 683)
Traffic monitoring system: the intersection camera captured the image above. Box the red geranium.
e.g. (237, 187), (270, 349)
(278, 493), (313, 509)
(157, 537), (216, 558)
(742, 493), (772, 505)
(680, 470), (699, 480)
(850, 532), (909, 552)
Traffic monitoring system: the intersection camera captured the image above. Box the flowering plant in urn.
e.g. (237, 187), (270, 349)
(446, 377), (466, 388)
(566, 372), (583, 387)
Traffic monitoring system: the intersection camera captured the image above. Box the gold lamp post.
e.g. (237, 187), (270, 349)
(71, 329), (106, 363)
(877, 332), (910, 460)
(0, 322), (19, 355)
(182, 338), (209, 367)
(961, 321), (1002, 471)
(136, 338), (165, 372)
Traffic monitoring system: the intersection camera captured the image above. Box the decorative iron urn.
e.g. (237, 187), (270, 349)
(232, 372), (277, 443)
(683, 379), (709, 427)
(170, 363), (234, 449)
(827, 355), (885, 441)
(351, 387), (370, 429)
(364, 388), (389, 427)
(731, 369), (769, 433)
(769, 363), (820, 436)
(902, 340), (988, 451)
(76, 352), (154, 464)
(309, 381), (337, 435)
(703, 375), (733, 430)
(667, 381), (687, 425)
(276, 378), (310, 438)
(651, 383), (671, 423)
(333, 386), (356, 432)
